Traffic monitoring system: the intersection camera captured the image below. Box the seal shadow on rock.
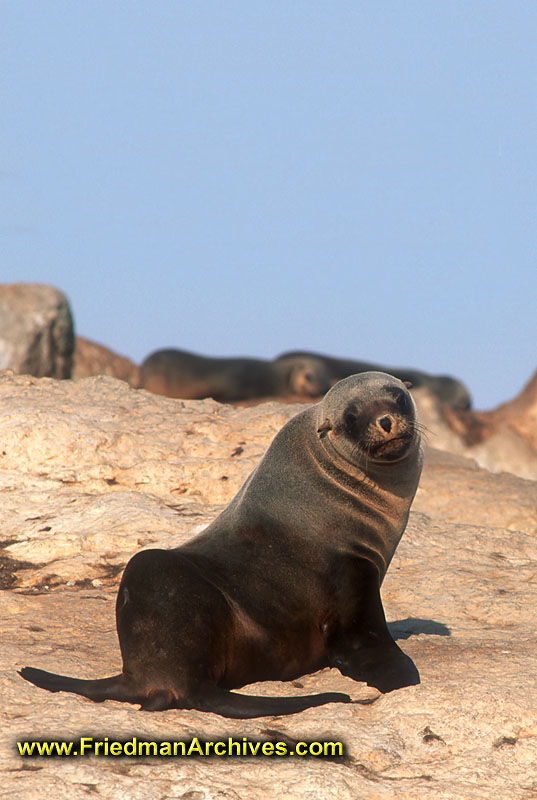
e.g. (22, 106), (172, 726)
(20, 372), (424, 718)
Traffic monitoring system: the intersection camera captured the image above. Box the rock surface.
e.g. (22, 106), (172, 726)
(1, 373), (537, 799)
(444, 370), (537, 450)
(72, 336), (141, 386)
(411, 377), (537, 482)
(0, 283), (74, 379)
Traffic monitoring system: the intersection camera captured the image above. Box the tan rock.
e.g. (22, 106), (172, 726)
(72, 336), (141, 386)
(412, 374), (537, 482)
(444, 369), (537, 453)
(1, 373), (537, 799)
(0, 282), (74, 378)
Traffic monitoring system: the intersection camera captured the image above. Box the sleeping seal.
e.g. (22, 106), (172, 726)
(277, 350), (472, 409)
(139, 348), (332, 401)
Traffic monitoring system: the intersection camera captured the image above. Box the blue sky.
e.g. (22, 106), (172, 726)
(2, 1), (536, 408)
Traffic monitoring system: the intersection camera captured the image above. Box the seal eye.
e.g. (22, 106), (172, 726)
(396, 390), (411, 414)
(344, 411), (358, 432)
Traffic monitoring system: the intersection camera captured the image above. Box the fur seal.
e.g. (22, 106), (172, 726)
(138, 348), (332, 402)
(20, 372), (423, 718)
(277, 350), (472, 410)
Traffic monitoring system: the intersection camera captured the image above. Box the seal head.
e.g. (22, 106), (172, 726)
(317, 371), (419, 463)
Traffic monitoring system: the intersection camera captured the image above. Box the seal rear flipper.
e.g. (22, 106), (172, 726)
(18, 667), (141, 704)
(194, 686), (351, 719)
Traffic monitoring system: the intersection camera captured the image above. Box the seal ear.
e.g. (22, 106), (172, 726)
(317, 419), (332, 439)
(403, 381), (413, 389)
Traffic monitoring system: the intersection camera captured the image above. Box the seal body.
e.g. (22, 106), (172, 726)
(139, 348), (331, 402)
(20, 372), (423, 718)
(277, 350), (472, 409)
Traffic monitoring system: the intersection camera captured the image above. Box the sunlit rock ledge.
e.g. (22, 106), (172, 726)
(1, 372), (537, 800)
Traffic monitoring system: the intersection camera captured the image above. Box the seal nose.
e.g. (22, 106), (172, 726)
(378, 415), (392, 433)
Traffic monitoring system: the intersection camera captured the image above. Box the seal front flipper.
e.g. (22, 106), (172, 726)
(327, 560), (420, 693)
(329, 638), (419, 693)
(193, 686), (351, 719)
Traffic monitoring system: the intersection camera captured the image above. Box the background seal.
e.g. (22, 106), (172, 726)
(139, 348), (332, 401)
(277, 349), (472, 409)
